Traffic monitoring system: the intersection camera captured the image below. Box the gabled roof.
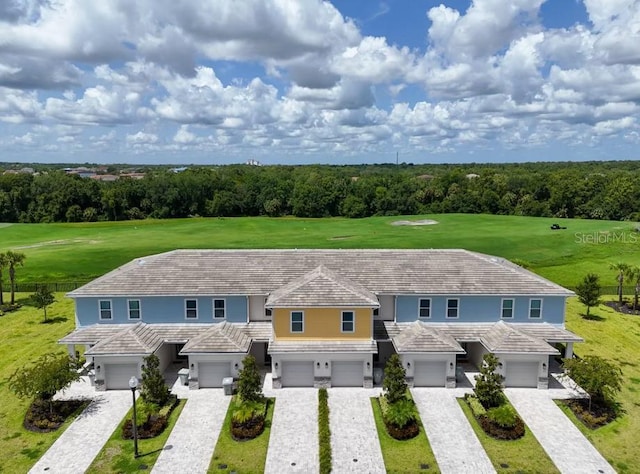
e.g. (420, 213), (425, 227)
(67, 249), (574, 298)
(482, 321), (557, 354)
(266, 265), (379, 308)
(181, 321), (251, 353)
(59, 324), (131, 345)
(391, 321), (465, 353)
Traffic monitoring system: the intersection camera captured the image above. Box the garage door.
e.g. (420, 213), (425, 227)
(505, 361), (538, 388)
(105, 363), (138, 390)
(281, 361), (314, 387)
(199, 362), (232, 388)
(331, 361), (363, 387)
(413, 361), (446, 387)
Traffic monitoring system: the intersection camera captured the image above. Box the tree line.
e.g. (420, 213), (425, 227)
(1, 161), (640, 223)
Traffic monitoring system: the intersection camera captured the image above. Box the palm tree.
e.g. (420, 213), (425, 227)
(626, 266), (640, 312)
(0, 252), (7, 305)
(610, 262), (629, 305)
(6, 251), (26, 305)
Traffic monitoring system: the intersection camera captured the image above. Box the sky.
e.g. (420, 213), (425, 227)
(0, 0), (639, 165)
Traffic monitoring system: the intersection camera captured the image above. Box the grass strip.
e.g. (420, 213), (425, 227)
(210, 397), (275, 474)
(371, 397), (440, 473)
(457, 398), (558, 474)
(86, 399), (185, 473)
(318, 388), (332, 474)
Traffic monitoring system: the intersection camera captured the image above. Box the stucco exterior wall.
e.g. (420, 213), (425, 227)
(272, 307), (372, 339)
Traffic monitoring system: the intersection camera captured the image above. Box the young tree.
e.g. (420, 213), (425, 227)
(31, 286), (55, 322)
(140, 354), (170, 406)
(6, 250), (26, 305)
(474, 353), (505, 408)
(575, 273), (602, 318)
(609, 262), (629, 305)
(236, 355), (263, 403)
(8, 352), (81, 415)
(0, 252), (7, 305)
(563, 356), (623, 412)
(383, 354), (408, 404)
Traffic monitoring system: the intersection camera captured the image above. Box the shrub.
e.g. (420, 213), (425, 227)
(383, 354), (408, 404)
(385, 398), (417, 428)
(487, 405), (518, 428)
(231, 398), (267, 440)
(140, 354), (171, 407)
(562, 356), (623, 411)
(465, 394), (487, 418)
(474, 353), (505, 408)
(378, 396), (419, 440)
(318, 388), (332, 474)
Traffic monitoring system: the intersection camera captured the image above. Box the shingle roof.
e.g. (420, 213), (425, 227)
(392, 322), (465, 353)
(481, 321), (557, 354)
(67, 249), (573, 298)
(181, 321), (251, 353)
(509, 323), (584, 343)
(268, 339), (378, 353)
(266, 265), (379, 308)
(59, 324), (131, 345)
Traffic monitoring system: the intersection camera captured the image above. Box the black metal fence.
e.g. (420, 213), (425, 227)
(13, 282), (87, 293)
(567, 285), (636, 295)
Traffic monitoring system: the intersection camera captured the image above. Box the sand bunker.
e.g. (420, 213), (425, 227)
(391, 219), (439, 226)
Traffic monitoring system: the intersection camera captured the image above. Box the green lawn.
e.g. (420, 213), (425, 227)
(0, 294), (77, 473)
(86, 399), (185, 473)
(209, 397), (275, 474)
(2, 214), (639, 288)
(371, 398), (439, 473)
(457, 399), (559, 474)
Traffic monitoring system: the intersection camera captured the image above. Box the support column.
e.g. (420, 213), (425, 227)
(565, 342), (574, 360)
(67, 344), (76, 358)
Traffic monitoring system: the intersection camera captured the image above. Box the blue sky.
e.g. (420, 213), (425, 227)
(0, 0), (639, 165)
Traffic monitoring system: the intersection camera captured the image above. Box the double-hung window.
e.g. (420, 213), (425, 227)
(128, 299), (141, 320)
(99, 300), (112, 320)
(341, 311), (355, 333)
(291, 311), (304, 333)
(529, 299), (542, 319)
(501, 299), (514, 319)
(213, 298), (226, 319)
(446, 298), (459, 318)
(419, 298), (431, 318)
(185, 299), (198, 319)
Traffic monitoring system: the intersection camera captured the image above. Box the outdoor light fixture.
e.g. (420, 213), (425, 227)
(325, 362), (329, 369)
(96, 365), (100, 372)
(449, 362), (454, 370)
(190, 363), (194, 370)
(316, 362), (320, 368)
(366, 362), (370, 368)
(498, 362), (503, 368)
(542, 363), (547, 370)
(128, 376), (139, 458)
(234, 363), (239, 370)
(407, 362), (411, 369)
(275, 362), (278, 369)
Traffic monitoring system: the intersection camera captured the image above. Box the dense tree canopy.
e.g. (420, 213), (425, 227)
(2, 161), (640, 223)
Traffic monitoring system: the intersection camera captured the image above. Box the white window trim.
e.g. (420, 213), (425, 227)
(528, 298), (543, 319)
(501, 298), (514, 319)
(213, 298), (226, 319)
(418, 298), (432, 319)
(98, 299), (112, 320)
(290, 311), (304, 333)
(446, 298), (459, 319)
(341, 310), (355, 333)
(127, 299), (141, 320)
(185, 299), (198, 320)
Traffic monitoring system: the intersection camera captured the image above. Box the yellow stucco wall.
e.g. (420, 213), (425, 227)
(273, 307), (372, 339)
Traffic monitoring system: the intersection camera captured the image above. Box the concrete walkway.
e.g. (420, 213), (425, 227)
(506, 389), (615, 474)
(152, 389), (230, 474)
(264, 388), (319, 474)
(29, 377), (132, 474)
(328, 388), (385, 474)
(412, 388), (496, 474)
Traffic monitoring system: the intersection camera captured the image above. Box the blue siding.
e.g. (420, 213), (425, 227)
(75, 295), (248, 326)
(395, 295), (566, 324)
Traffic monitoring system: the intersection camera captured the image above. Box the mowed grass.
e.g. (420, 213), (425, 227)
(371, 398), (439, 473)
(457, 399), (559, 474)
(1, 214), (639, 287)
(0, 293), (77, 473)
(564, 297), (640, 473)
(86, 400), (185, 474)
(209, 397), (275, 474)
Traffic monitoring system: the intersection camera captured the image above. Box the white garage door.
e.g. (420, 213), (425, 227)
(505, 361), (539, 387)
(281, 361), (314, 387)
(413, 361), (447, 387)
(105, 363), (138, 390)
(199, 362), (232, 388)
(331, 361), (363, 387)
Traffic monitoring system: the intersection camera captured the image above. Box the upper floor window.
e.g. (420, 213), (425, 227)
(342, 311), (355, 332)
(529, 299), (542, 319)
(185, 299), (198, 319)
(99, 300), (112, 320)
(213, 298), (226, 319)
(419, 298), (431, 318)
(291, 311), (304, 333)
(373, 308), (379, 317)
(128, 299), (141, 320)
(501, 299), (514, 319)
(446, 298), (459, 318)
(265, 308), (272, 317)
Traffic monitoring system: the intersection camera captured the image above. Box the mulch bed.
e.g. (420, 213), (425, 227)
(24, 399), (89, 432)
(604, 300), (640, 315)
(562, 398), (618, 429)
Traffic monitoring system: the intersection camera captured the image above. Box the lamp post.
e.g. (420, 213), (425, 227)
(128, 376), (139, 458)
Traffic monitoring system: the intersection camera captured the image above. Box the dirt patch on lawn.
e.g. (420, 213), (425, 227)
(391, 219), (439, 226)
(15, 239), (101, 249)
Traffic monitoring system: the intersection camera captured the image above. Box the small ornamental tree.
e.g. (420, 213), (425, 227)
(575, 273), (601, 318)
(563, 355), (623, 412)
(474, 353), (505, 408)
(237, 355), (263, 403)
(140, 354), (170, 406)
(8, 352), (81, 415)
(383, 354), (408, 404)
(31, 286), (55, 322)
